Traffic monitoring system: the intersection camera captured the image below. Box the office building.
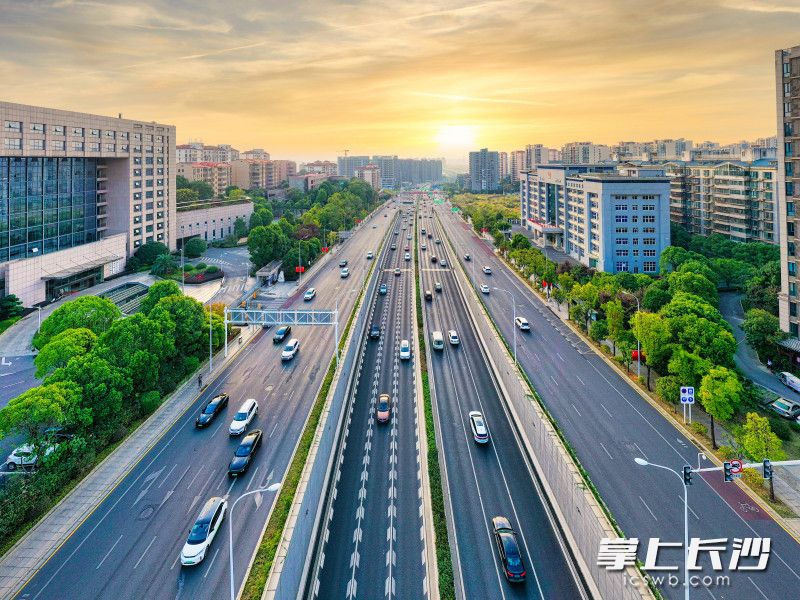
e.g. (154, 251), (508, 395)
(337, 155), (371, 178)
(561, 142), (612, 164)
(777, 45), (800, 335)
(176, 161), (231, 198)
(520, 164), (670, 274)
(0, 101), (175, 305)
(468, 148), (501, 192)
(661, 160), (777, 243)
(354, 164), (381, 190)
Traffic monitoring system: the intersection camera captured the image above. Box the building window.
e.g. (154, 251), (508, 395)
(786, 162), (794, 177)
(643, 227), (656, 233)
(791, 302), (798, 318)
(133, 169), (142, 177)
(616, 237), (628, 244)
(632, 250), (639, 257)
(786, 142), (793, 157)
(643, 215), (656, 223)
(784, 62), (791, 76)
(4, 138), (22, 150)
(643, 238), (656, 245)
(29, 139), (45, 150)
(789, 202), (796, 217)
(105, 130), (115, 138)
(120, 144), (129, 152)
(643, 261), (657, 272)
(789, 242), (796, 257)
(789, 222), (796, 237)
(615, 261), (629, 272)
(72, 141), (84, 151)
(615, 249), (629, 257)
(51, 140), (66, 151)
(133, 156), (142, 165)
(52, 125), (65, 135)
(643, 249), (656, 257)
(119, 131), (129, 140)
(792, 323), (799, 336)
(30, 122), (45, 132)
(89, 142), (100, 152)
(615, 227), (628, 233)
(791, 282), (798, 297)
(105, 144), (115, 152)
(71, 127), (84, 136)
(615, 215), (628, 223)
(4, 120), (22, 132)
(615, 204), (628, 211)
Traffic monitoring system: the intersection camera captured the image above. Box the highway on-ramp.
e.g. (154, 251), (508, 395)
(14, 207), (394, 600)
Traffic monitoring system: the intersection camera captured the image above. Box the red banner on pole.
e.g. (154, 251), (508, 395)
(322, 247), (329, 253)
(295, 266), (305, 273)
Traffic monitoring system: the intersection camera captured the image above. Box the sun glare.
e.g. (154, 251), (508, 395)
(435, 125), (477, 149)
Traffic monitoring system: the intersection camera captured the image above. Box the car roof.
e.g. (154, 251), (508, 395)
(379, 393), (390, 400)
(287, 338), (299, 345)
(492, 515), (513, 531)
(241, 429), (262, 444)
(449, 330), (457, 335)
(197, 496), (225, 523)
(240, 398), (257, 410)
(469, 411), (482, 418)
(401, 339), (409, 346)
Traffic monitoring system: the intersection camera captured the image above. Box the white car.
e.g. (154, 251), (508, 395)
(483, 266), (492, 275)
(340, 267), (350, 278)
(366, 251), (374, 259)
(282, 338), (300, 361)
(5, 444), (54, 471)
(229, 398), (258, 435)
(448, 330), (460, 345)
(303, 287), (316, 301)
(407, 234), (412, 240)
(515, 317), (531, 331)
(180, 496), (227, 566)
(480, 284), (490, 294)
(404, 253), (411, 261)
(468, 411), (490, 444)
(399, 339), (411, 360)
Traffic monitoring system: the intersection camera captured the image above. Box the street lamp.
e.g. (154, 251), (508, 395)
(493, 286), (517, 367)
(181, 244), (185, 294)
(35, 306), (42, 333)
(619, 289), (641, 379)
(228, 482), (281, 600)
(634, 458), (690, 600)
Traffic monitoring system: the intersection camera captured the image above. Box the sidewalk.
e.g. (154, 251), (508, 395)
(0, 323), (260, 599)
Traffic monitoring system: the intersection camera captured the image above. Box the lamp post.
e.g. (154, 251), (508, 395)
(209, 305), (213, 374)
(181, 244), (185, 294)
(634, 458), (690, 600)
(228, 482), (281, 600)
(619, 289), (641, 379)
(493, 286), (517, 367)
(35, 306), (42, 333)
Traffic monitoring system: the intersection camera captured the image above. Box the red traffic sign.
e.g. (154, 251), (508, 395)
(295, 266), (305, 273)
(322, 247), (329, 253)
(730, 459), (743, 475)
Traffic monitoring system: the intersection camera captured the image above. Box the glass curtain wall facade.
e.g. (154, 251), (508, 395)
(0, 157), (99, 263)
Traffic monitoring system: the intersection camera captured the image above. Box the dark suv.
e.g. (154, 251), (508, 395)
(369, 324), (381, 339)
(273, 325), (291, 343)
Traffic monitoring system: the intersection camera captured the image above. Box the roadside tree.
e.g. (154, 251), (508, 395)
(698, 366), (743, 449)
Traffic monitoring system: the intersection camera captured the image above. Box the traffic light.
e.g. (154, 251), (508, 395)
(763, 459), (773, 480)
(683, 465), (692, 486)
(723, 461), (733, 483)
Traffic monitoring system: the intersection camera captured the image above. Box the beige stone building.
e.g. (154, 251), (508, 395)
(0, 101), (175, 305)
(177, 201), (254, 245)
(177, 161), (232, 198)
(354, 164), (381, 190)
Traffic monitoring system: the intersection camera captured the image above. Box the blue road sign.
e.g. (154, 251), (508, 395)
(680, 386), (695, 405)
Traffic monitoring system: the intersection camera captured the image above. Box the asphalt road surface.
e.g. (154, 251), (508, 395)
(314, 207), (426, 599)
(420, 209), (582, 600)
(438, 204), (800, 600)
(14, 206), (394, 600)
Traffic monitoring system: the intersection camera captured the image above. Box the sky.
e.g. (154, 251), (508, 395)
(1, 0), (800, 169)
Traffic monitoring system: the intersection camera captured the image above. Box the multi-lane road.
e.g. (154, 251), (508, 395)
(314, 207), (427, 599)
(438, 203), (800, 600)
(14, 206), (393, 600)
(420, 209), (584, 599)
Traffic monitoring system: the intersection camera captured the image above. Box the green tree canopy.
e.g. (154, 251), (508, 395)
(234, 217), (247, 238)
(176, 188), (199, 205)
(35, 296), (121, 349)
(34, 328), (97, 378)
(699, 366), (743, 448)
(603, 298), (626, 355)
(184, 237), (207, 258)
(248, 223), (290, 270)
(742, 308), (785, 360)
(710, 258), (755, 289)
(0, 294), (24, 319)
(139, 280), (182, 315)
(667, 271), (718, 306)
(150, 253), (178, 276)
(0, 382), (82, 448)
(667, 348), (711, 390)
(739, 412), (786, 461)
(632, 312), (672, 388)
(659, 292), (728, 328)
(134, 241), (169, 265)
(148, 295), (207, 359)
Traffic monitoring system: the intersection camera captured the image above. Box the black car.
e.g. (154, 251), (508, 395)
(369, 324), (381, 339)
(195, 393), (230, 428)
(492, 516), (526, 582)
(273, 325), (291, 343)
(228, 429), (263, 476)
(464, 253), (471, 261)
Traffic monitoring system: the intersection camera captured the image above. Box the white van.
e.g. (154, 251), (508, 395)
(432, 331), (444, 351)
(778, 371), (800, 393)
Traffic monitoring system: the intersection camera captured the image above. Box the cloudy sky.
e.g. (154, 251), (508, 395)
(2, 0), (799, 168)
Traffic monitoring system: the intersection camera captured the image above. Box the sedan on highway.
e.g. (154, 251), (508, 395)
(228, 429), (263, 476)
(282, 338), (300, 361)
(399, 340), (411, 360)
(369, 324), (381, 339)
(377, 393), (391, 423)
(483, 266), (492, 275)
(421, 243), (427, 250)
(468, 411), (489, 444)
(448, 330), (460, 345)
(464, 253), (471, 261)
(480, 284), (490, 294)
(340, 267), (350, 278)
(440, 260), (448, 267)
(229, 398), (258, 435)
(492, 516), (526, 582)
(379, 283), (388, 295)
(273, 325), (291, 343)
(394, 268), (401, 276)
(180, 497), (227, 566)
(195, 393), (229, 428)
(339, 259), (348, 267)
(303, 287), (316, 301)
(366, 251), (374, 259)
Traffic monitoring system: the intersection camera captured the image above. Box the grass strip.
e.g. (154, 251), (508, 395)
(241, 223), (383, 600)
(414, 217), (455, 599)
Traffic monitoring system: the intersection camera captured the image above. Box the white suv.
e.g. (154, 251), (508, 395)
(180, 496), (227, 566)
(282, 338), (300, 361)
(5, 444), (55, 471)
(448, 330), (460, 345)
(515, 317), (531, 331)
(229, 398), (258, 435)
(399, 340), (411, 360)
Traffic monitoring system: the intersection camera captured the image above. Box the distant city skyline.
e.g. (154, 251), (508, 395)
(2, 1), (799, 169)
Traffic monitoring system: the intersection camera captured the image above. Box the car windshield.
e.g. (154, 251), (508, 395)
(187, 522), (209, 544)
(506, 552), (521, 567)
(203, 403), (217, 414)
(378, 401), (389, 412)
(234, 411), (248, 421)
(284, 342), (295, 351)
(474, 417), (485, 430)
(235, 442), (253, 457)
(276, 327), (286, 335)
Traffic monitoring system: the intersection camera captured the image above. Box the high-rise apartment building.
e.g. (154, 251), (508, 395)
(354, 164), (381, 190)
(520, 164), (670, 274)
(499, 152), (509, 179)
(370, 155), (399, 189)
(337, 155), (371, 178)
(0, 102), (176, 305)
(777, 45), (800, 335)
(661, 160), (777, 244)
(397, 158), (444, 185)
(240, 149), (270, 160)
(560, 142), (612, 164)
(269, 160), (297, 187)
(177, 142), (239, 163)
(524, 144), (559, 168)
(468, 148), (500, 192)
(176, 162), (231, 199)
(509, 150), (526, 182)
(230, 159), (295, 190)
(303, 160), (337, 175)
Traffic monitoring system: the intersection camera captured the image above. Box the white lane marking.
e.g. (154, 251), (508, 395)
(556, 352), (564, 362)
(571, 403), (582, 417)
(550, 375), (559, 387)
(186, 467), (203, 490)
(157, 463), (177, 489)
(575, 374), (585, 386)
(269, 422), (279, 438)
(95, 534), (123, 570)
(134, 535), (157, 569)
(203, 548), (220, 578)
(246, 466), (260, 492)
(633, 442), (648, 461)
(639, 496), (658, 521)
(679, 495), (700, 521)
(599, 442), (613, 459)
(748, 576), (770, 599)
(211, 421), (225, 437)
(599, 403), (613, 418)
